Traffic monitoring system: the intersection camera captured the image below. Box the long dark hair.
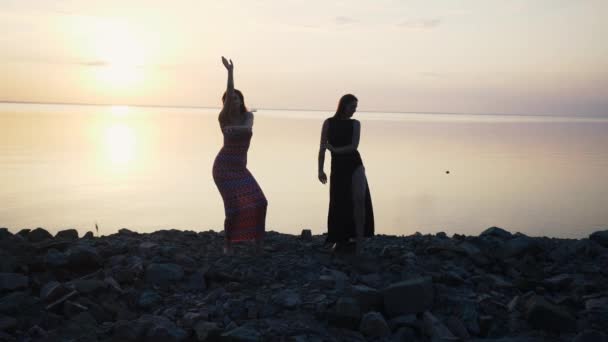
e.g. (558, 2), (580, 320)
(333, 94), (358, 119)
(222, 89), (248, 114)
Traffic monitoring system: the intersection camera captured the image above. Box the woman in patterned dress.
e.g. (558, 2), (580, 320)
(318, 94), (374, 255)
(213, 57), (267, 255)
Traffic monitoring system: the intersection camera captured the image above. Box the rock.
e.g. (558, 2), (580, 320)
(328, 297), (361, 329)
(138, 241), (158, 255)
(138, 290), (162, 309)
(40, 281), (71, 303)
(118, 228), (137, 235)
(194, 321), (221, 341)
(45, 290), (78, 311)
(543, 274), (574, 291)
(137, 314), (187, 341)
(382, 277), (434, 317)
(0, 228), (11, 240)
(480, 226), (512, 239)
(0, 273), (28, 291)
(271, 289), (301, 309)
(0, 315), (17, 331)
(524, 295), (576, 333)
(445, 316), (470, 341)
(423, 311), (459, 341)
(352, 285), (382, 313)
(44, 249), (68, 268)
(113, 320), (142, 341)
(184, 268), (207, 291)
(388, 314), (418, 330)
(573, 330), (608, 342)
(300, 229), (312, 241)
(63, 300), (88, 317)
(145, 263), (184, 287)
(359, 311), (390, 338)
(28, 227), (53, 242)
(55, 229), (79, 240)
(585, 297), (608, 311)
(83, 231), (94, 239)
(66, 244), (102, 270)
(16, 229), (30, 237)
(590, 230), (608, 248)
(221, 325), (261, 341)
(497, 236), (541, 258)
(70, 279), (106, 293)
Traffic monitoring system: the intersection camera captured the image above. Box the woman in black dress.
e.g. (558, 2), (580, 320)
(318, 94), (374, 255)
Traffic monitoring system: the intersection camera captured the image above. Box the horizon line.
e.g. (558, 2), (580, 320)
(1, 100), (606, 118)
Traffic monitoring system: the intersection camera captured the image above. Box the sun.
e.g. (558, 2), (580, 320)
(89, 20), (148, 90)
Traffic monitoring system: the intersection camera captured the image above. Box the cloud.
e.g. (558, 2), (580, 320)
(334, 16), (358, 25)
(398, 18), (441, 30)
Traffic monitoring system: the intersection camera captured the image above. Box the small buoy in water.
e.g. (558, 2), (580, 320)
(445, 170), (450, 174)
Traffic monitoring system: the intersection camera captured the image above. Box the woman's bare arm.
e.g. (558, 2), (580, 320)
(318, 119), (329, 184)
(218, 56), (235, 124)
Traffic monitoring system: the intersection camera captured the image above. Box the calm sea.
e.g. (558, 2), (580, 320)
(1, 103), (607, 238)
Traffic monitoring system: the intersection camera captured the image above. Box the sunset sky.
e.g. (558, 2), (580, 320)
(1, 0), (606, 115)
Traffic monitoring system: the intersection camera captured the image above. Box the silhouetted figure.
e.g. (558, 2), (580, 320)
(212, 57), (267, 255)
(318, 94), (374, 255)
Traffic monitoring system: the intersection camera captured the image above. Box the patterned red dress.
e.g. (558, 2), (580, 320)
(213, 128), (267, 242)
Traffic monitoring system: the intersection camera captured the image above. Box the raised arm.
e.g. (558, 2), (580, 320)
(318, 119), (329, 184)
(219, 56), (235, 124)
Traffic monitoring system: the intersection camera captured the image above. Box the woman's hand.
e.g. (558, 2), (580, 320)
(221, 56), (234, 72)
(318, 170), (328, 184)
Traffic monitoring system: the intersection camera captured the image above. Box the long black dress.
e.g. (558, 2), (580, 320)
(326, 117), (374, 243)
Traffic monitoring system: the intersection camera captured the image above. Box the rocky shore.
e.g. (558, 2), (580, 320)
(1, 226), (607, 341)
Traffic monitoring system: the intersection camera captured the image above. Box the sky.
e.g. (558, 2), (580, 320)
(0, 0), (607, 116)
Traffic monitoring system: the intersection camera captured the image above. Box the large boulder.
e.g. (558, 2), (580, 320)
(352, 285), (382, 313)
(524, 295), (576, 333)
(44, 249), (68, 268)
(66, 244), (102, 270)
(359, 311), (390, 338)
(328, 297), (361, 329)
(136, 314), (187, 342)
(0, 273), (28, 291)
(590, 230), (608, 248)
(480, 226), (512, 240)
(55, 229), (79, 240)
(145, 263), (184, 287)
(28, 228), (53, 243)
(423, 311), (459, 341)
(0, 228), (11, 240)
(497, 236), (541, 259)
(382, 277), (434, 317)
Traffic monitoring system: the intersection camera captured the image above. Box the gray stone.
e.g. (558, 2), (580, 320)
(423, 311), (459, 341)
(328, 297), (361, 329)
(352, 284), (382, 313)
(382, 277), (434, 317)
(184, 268), (207, 291)
(271, 289), (301, 309)
(40, 281), (70, 303)
(0, 315), (17, 331)
(497, 236), (541, 258)
(543, 274), (574, 291)
(480, 226), (512, 239)
(0, 228), (11, 240)
(44, 249), (68, 268)
(138, 290), (162, 309)
(590, 229), (608, 247)
(66, 244), (102, 269)
(359, 311), (390, 338)
(70, 279), (106, 293)
(137, 314), (187, 342)
(139, 241), (158, 256)
(573, 330), (608, 342)
(83, 231), (94, 239)
(145, 263), (184, 287)
(221, 325), (261, 341)
(16, 229), (30, 237)
(28, 227), (53, 242)
(194, 321), (221, 341)
(0, 273), (28, 291)
(524, 295), (576, 333)
(300, 229), (312, 241)
(55, 229), (79, 240)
